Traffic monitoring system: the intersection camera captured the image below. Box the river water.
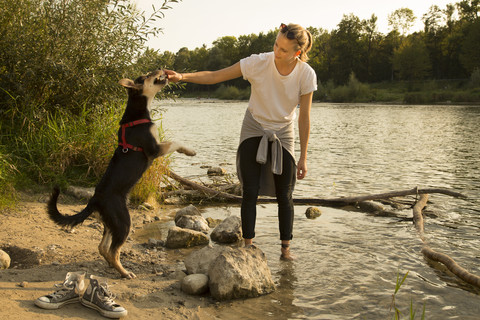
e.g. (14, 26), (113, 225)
(153, 99), (480, 319)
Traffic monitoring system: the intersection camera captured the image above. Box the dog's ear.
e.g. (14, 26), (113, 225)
(119, 78), (141, 89)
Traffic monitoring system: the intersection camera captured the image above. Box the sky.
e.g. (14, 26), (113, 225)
(134, 0), (455, 53)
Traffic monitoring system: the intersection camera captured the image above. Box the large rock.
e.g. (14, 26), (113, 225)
(176, 215), (210, 233)
(210, 216), (242, 244)
(165, 226), (209, 249)
(0, 249), (10, 269)
(181, 274), (209, 295)
(208, 245), (275, 300)
(174, 205), (202, 224)
(184, 245), (229, 275)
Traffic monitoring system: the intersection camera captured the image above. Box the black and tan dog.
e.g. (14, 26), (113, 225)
(47, 70), (195, 278)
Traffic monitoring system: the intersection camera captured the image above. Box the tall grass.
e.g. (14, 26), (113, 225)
(0, 149), (17, 208)
(2, 101), (119, 187)
(1, 96), (170, 205)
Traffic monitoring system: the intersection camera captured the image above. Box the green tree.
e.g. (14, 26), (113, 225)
(361, 14), (381, 81)
(308, 28), (331, 84)
(388, 8), (417, 35)
(460, 20), (480, 73)
(329, 14), (364, 84)
(393, 33), (431, 80)
(456, 0), (479, 22)
(211, 36), (239, 68)
(423, 5), (445, 78)
(173, 47), (192, 71)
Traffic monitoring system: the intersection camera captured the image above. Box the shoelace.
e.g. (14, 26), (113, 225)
(49, 280), (75, 298)
(98, 284), (121, 307)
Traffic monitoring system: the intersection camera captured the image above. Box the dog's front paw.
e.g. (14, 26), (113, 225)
(178, 147), (196, 156)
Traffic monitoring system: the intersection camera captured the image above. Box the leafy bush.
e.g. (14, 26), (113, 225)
(215, 84), (250, 100)
(0, 0), (179, 204)
(329, 73), (374, 102)
(0, 0), (177, 113)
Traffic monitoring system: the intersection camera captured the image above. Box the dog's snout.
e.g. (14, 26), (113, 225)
(154, 74), (167, 85)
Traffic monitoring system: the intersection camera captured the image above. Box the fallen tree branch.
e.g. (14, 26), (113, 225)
(166, 170), (242, 202)
(412, 194), (480, 289)
(421, 246), (480, 288)
(412, 194), (428, 240)
(166, 171), (467, 206)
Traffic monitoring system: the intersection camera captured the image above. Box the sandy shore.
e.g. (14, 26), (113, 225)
(0, 191), (227, 319)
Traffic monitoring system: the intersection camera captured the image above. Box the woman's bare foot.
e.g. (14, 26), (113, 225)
(280, 243), (295, 261)
(244, 238), (253, 247)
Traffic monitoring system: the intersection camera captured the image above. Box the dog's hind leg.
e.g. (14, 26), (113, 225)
(107, 229), (135, 279)
(103, 206), (135, 279)
(98, 228), (113, 266)
(158, 141), (196, 157)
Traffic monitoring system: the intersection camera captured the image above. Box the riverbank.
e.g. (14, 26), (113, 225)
(179, 77), (480, 105)
(0, 191), (224, 319)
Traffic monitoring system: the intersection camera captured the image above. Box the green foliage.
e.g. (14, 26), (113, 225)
(4, 101), (121, 187)
(0, 148), (17, 207)
(390, 271), (426, 320)
(0, 0), (177, 114)
(0, 0), (179, 206)
(215, 85), (250, 100)
(393, 34), (431, 81)
(388, 8), (417, 35)
(328, 73), (374, 102)
(460, 20), (480, 73)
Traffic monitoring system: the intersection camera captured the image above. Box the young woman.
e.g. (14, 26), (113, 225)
(165, 23), (317, 260)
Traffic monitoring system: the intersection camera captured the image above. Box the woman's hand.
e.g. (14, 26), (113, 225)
(164, 69), (182, 83)
(297, 157), (308, 180)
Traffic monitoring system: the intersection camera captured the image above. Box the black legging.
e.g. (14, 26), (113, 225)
(238, 137), (296, 241)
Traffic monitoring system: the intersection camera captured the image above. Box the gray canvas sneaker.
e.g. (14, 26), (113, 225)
(35, 271), (86, 309)
(80, 275), (127, 318)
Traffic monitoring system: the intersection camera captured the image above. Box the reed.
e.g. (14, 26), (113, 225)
(390, 271), (426, 320)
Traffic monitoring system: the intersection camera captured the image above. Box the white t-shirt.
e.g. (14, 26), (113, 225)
(240, 52), (317, 131)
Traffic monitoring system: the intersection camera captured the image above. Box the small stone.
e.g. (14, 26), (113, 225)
(207, 167), (226, 176)
(19, 281), (28, 288)
(305, 207), (322, 219)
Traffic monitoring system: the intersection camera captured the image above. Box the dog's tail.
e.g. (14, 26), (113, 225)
(47, 187), (95, 228)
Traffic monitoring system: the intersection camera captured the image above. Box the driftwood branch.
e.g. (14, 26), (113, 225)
(412, 194), (428, 240)
(166, 171), (467, 206)
(412, 194), (480, 289)
(166, 170), (242, 202)
(421, 247), (480, 288)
